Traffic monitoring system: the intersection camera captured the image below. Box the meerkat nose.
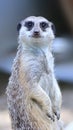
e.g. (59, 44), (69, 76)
(34, 31), (40, 35)
(33, 31), (40, 38)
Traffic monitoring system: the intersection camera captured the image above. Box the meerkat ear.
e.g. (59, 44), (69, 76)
(17, 22), (21, 32)
(51, 23), (56, 35)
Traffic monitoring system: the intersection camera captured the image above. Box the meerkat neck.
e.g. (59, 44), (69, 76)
(20, 41), (53, 55)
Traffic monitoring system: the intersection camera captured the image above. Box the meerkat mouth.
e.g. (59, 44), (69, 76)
(32, 31), (41, 38)
(32, 35), (41, 38)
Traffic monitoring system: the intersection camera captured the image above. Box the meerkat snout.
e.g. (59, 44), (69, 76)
(33, 30), (40, 38)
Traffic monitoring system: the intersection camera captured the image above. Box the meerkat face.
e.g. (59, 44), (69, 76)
(17, 16), (55, 47)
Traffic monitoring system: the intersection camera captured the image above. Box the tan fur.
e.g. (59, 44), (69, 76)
(6, 16), (62, 130)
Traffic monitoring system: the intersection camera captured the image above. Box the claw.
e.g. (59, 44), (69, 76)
(47, 113), (55, 122)
(54, 112), (60, 120)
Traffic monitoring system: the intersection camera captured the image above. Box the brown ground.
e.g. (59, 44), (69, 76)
(0, 73), (73, 130)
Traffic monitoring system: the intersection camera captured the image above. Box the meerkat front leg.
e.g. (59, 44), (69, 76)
(39, 72), (62, 120)
(50, 75), (62, 120)
(28, 82), (54, 121)
(53, 78), (62, 120)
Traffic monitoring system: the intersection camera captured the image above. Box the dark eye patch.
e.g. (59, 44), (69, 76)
(17, 23), (21, 32)
(40, 22), (49, 31)
(51, 23), (56, 35)
(25, 21), (34, 31)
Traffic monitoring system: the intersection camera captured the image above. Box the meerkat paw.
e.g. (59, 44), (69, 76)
(46, 113), (55, 122)
(53, 109), (60, 120)
(45, 107), (55, 122)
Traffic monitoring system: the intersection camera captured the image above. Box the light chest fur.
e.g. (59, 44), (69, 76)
(19, 44), (54, 95)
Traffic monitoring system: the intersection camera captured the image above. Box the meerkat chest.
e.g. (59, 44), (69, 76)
(39, 47), (54, 93)
(41, 47), (54, 72)
(20, 47), (54, 86)
(20, 48), (47, 82)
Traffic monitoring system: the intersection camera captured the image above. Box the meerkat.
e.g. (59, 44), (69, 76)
(6, 16), (62, 130)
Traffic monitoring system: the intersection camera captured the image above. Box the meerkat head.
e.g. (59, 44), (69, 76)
(17, 16), (55, 47)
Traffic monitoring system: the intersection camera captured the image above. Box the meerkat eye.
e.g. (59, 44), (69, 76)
(51, 23), (56, 35)
(40, 22), (49, 31)
(25, 21), (34, 31)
